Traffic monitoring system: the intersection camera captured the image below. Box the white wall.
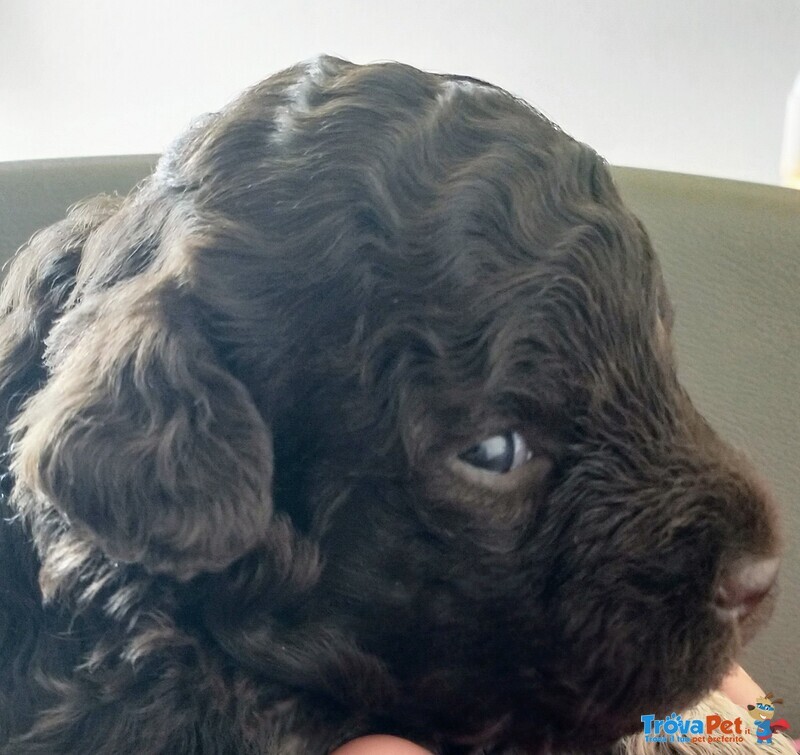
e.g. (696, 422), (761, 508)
(1, 0), (799, 185)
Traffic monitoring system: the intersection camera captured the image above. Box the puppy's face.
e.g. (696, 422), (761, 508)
(6, 57), (779, 752)
(173, 60), (777, 750)
(273, 145), (777, 748)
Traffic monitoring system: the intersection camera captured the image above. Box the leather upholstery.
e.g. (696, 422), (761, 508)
(0, 156), (797, 723)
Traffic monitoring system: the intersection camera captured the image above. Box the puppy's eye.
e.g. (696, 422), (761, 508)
(458, 431), (532, 474)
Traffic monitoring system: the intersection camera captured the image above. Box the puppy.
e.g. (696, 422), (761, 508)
(0, 56), (784, 754)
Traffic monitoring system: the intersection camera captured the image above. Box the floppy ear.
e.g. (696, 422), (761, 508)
(10, 279), (274, 581)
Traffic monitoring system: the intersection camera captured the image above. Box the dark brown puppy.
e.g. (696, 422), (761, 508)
(0, 57), (780, 754)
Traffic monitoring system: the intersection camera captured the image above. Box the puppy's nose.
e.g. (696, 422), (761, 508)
(714, 556), (779, 621)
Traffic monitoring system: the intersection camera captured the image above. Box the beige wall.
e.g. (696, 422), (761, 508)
(2, 0), (799, 185)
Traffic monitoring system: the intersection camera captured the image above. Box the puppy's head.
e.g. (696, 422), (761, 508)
(6, 57), (780, 751)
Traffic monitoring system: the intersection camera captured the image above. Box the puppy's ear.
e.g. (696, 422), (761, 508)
(11, 280), (273, 581)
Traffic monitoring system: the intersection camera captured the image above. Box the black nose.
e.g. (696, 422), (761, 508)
(714, 556), (779, 622)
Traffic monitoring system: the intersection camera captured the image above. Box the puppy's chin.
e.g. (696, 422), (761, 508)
(520, 635), (735, 750)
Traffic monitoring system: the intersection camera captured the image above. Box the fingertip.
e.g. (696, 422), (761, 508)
(331, 734), (433, 754)
(720, 664), (765, 708)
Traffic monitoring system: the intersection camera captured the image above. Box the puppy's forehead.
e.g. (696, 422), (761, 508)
(177, 58), (661, 399)
(182, 56), (655, 293)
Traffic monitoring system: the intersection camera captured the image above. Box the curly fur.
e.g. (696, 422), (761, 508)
(0, 57), (782, 754)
